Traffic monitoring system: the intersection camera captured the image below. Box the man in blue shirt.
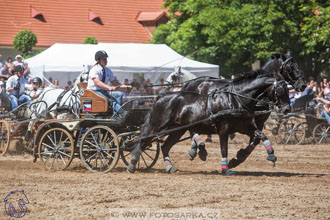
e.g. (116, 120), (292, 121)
(87, 50), (131, 118)
(6, 65), (31, 110)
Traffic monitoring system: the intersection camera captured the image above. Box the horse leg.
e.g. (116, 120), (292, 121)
(162, 130), (186, 173)
(127, 137), (153, 173)
(254, 130), (277, 166)
(228, 134), (260, 169)
(188, 132), (207, 161)
(219, 133), (236, 176)
(127, 141), (142, 173)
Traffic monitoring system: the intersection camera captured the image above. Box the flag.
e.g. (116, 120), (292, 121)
(83, 104), (92, 112)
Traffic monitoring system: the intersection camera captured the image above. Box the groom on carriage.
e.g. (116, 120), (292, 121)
(6, 65), (31, 110)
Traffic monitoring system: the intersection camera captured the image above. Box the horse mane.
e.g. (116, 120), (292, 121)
(270, 53), (288, 61)
(232, 69), (274, 84)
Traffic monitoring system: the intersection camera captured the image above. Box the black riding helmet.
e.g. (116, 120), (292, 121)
(14, 65), (24, 73)
(95, 50), (108, 61)
(32, 77), (42, 84)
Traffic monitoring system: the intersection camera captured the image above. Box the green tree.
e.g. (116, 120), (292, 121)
(151, 0), (329, 79)
(83, 36), (98, 44)
(13, 30), (38, 58)
(300, 2), (330, 80)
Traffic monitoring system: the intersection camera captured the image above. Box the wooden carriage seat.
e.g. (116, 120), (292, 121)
(78, 82), (111, 115)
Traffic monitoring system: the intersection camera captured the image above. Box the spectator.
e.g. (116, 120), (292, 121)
(0, 64), (10, 81)
(13, 54), (24, 67)
(111, 76), (121, 86)
(0, 81), (4, 92)
(143, 78), (154, 95)
(0, 54), (5, 69)
(123, 78), (129, 86)
(323, 78), (328, 88)
(6, 57), (14, 71)
(128, 87), (141, 107)
(53, 80), (59, 88)
(45, 77), (53, 87)
(156, 78), (166, 95)
(324, 83), (330, 99)
(130, 78), (140, 89)
(316, 96), (330, 124)
(67, 80), (72, 89)
(23, 63), (32, 83)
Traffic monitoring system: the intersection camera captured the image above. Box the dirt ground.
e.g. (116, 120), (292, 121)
(1, 134), (330, 220)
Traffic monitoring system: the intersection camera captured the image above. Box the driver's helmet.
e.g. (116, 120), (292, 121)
(95, 50), (108, 61)
(32, 77), (42, 85)
(14, 65), (24, 73)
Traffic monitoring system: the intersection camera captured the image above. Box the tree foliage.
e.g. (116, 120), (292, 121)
(13, 30), (38, 58)
(151, 0), (330, 79)
(83, 36), (98, 44)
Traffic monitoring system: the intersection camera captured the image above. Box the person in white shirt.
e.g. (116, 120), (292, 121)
(25, 77), (43, 99)
(13, 54), (24, 67)
(87, 50), (131, 118)
(6, 65), (31, 110)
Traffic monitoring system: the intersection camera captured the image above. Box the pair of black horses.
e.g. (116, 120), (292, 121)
(127, 54), (306, 175)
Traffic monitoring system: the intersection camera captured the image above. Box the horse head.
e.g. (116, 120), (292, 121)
(262, 53), (306, 92)
(280, 57), (306, 92)
(166, 66), (183, 85)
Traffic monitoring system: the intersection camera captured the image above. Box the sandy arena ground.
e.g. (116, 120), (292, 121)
(0, 134), (330, 220)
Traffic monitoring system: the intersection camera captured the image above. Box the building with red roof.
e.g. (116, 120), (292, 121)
(0, 0), (167, 57)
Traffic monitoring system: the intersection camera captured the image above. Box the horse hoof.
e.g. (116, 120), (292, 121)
(188, 149), (197, 160)
(198, 149), (208, 161)
(221, 169), (237, 176)
(228, 158), (240, 169)
(166, 166), (177, 174)
(127, 164), (136, 173)
(267, 154), (277, 162)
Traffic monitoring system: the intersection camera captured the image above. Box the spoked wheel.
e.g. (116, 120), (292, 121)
(120, 141), (160, 170)
(313, 123), (330, 144)
(263, 120), (282, 144)
(279, 118), (305, 145)
(0, 120), (10, 156)
(38, 128), (75, 170)
(79, 126), (120, 173)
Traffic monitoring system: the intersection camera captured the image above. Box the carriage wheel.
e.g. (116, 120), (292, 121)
(0, 120), (10, 156)
(313, 123), (330, 144)
(79, 126), (120, 173)
(120, 141), (160, 170)
(38, 128), (74, 170)
(279, 118), (305, 145)
(263, 120), (282, 144)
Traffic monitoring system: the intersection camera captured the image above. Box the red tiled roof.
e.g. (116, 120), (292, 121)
(0, 0), (166, 47)
(137, 11), (167, 22)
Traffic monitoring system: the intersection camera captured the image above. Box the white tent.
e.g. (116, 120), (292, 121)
(25, 43), (219, 85)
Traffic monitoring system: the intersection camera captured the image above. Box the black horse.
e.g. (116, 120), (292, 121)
(181, 53), (306, 168)
(127, 70), (291, 175)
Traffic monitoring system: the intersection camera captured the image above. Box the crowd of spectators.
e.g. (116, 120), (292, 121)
(288, 77), (330, 124)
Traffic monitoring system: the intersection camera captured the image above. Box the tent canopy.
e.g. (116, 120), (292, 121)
(25, 43), (219, 85)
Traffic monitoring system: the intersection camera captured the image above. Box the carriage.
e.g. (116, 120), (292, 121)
(31, 82), (161, 173)
(264, 93), (330, 145)
(0, 91), (49, 156)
